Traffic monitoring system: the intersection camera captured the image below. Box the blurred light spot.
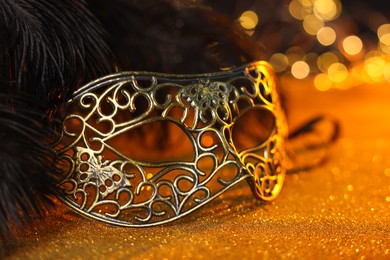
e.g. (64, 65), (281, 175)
(350, 64), (365, 85)
(314, 73), (332, 91)
(291, 61), (310, 79)
(303, 14), (324, 35)
(286, 47), (305, 65)
(380, 33), (390, 45)
(366, 50), (382, 59)
(384, 63), (390, 82)
(289, 0), (312, 20)
(317, 52), (339, 72)
(304, 52), (319, 73)
(301, 0), (313, 8)
(342, 35), (363, 56)
(270, 53), (289, 72)
(313, 0), (341, 21)
(317, 26), (336, 46)
(380, 42), (390, 54)
(328, 62), (348, 83)
(365, 56), (385, 82)
(378, 23), (390, 45)
(239, 11), (258, 30)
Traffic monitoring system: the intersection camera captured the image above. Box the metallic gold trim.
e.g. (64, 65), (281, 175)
(55, 61), (287, 226)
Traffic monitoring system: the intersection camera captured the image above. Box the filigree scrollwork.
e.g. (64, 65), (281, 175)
(74, 147), (132, 198)
(182, 80), (232, 122)
(55, 61), (287, 226)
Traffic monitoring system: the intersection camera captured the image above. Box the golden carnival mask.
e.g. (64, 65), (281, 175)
(54, 61), (288, 226)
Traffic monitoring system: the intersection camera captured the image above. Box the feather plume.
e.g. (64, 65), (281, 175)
(0, 0), (114, 244)
(0, 91), (59, 247)
(0, 0), (114, 108)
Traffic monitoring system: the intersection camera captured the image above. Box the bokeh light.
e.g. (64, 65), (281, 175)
(229, 0), (390, 91)
(304, 52), (319, 73)
(313, 0), (341, 21)
(384, 63), (390, 82)
(328, 62), (348, 83)
(239, 11), (258, 30)
(316, 26), (337, 46)
(291, 61), (310, 79)
(303, 14), (324, 35)
(317, 52), (339, 73)
(380, 42), (390, 54)
(270, 53), (289, 73)
(289, 0), (312, 20)
(342, 35), (363, 56)
(364, 55), (386, 82)
(286, 47), (305, 65)
(378, 24), (390, 45)
(314, 73), (333, 91)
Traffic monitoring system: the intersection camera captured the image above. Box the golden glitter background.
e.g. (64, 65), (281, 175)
(4, 77), (390, 259)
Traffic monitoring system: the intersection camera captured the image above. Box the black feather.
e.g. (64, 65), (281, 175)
(0, 0), (115, 245)
(0, 91), (59, 246)
(0, 0), (114, 108)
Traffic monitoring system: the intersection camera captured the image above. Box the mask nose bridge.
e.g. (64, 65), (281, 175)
(222, 122), (266, 202)
(221, 122), (248, 173)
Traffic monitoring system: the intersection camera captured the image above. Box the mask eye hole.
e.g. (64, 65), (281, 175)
(105, 119), (195, 162)
(231, 107), (275, 152)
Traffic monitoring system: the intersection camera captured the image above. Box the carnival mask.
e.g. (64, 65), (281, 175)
(55, 61), (288, 226)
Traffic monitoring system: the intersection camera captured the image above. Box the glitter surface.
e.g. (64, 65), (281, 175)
(4, 78), (390, 259)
